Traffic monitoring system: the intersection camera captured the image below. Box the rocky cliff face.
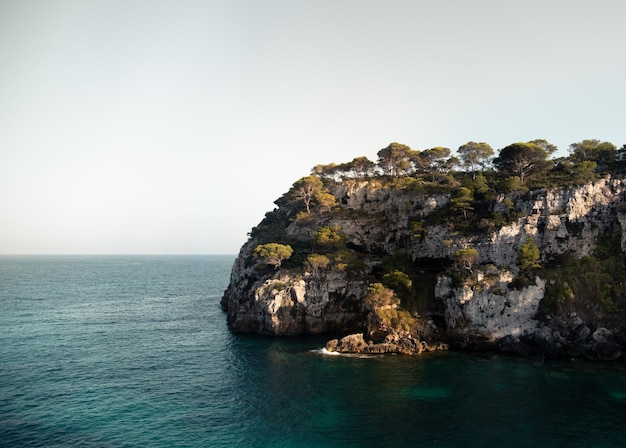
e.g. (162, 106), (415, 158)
(437, 271), (545, 340)
(221, 176), (626, 359)
(222, 239), (368, 335)
(327, 177), (626, 268)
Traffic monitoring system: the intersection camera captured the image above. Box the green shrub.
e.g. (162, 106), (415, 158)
(305, 253), (330, 274)
(375, 307), (418, 333)
(542, 281), (574, 313)
(364, 283), (398, 308)
(539, 235), (626, 318)
(253, 243), (294, 269)
(410, 220), (425, 238)
(382, 270), (412, 301)
(518, 238), (541, 277)
(314, 225), (347, 250)
(329, 249), (363, 272)
(454, 248), (479, 272)
(294, 211), (313, 223)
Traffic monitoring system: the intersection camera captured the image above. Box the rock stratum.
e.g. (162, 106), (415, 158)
(221, 175), (626, 361)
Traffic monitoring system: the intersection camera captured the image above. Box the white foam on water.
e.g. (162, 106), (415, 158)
(310, 347), (341, 356)
(309, 348), (382, 358)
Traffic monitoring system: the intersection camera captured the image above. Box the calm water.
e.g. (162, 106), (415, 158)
(2, 255), (626, 447)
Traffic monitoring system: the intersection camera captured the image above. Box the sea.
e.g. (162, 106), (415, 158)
(2, 255), (626, 447)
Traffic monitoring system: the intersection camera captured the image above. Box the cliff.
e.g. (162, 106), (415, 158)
(221, 175), (626, 360)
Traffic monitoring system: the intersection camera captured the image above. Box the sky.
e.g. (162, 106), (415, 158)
(1, 0), (625, 254)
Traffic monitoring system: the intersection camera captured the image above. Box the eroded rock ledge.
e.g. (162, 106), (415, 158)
(325, 333), (449, 356)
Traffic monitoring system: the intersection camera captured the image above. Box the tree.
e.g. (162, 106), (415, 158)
(314, 225), (346, 250)
(527, 139), (558, 156)
(471, 172), (490, 196)
(458, 141), (494, 176)
(572, 160), (598, 183)
(314, 157), (376, 179)
(382, 269), (412, 300)
(410, 153), (423, 175)
(617, 144), (626, 162)
(518, 238), (541, 276)
(454, 248), (479, 273)
(443, 156), (460, 175)
(450, 186), (474, 219)
(305, 253), (330, 275)
(349, 156), (376, 178)
(287, 176), (336, 215)
(419, 147), (457, 182)
(569, 139), (617, 166)
(493, 142), (553, 183)
(253, 243), (294, 269)
(502, 176), (528, 193)
(377, 142), (413, 177)
(311, 163), (339, 179)
(363, 283), (398, 309)
(314, 191), (338, 215)
(289, 176), (324, 213)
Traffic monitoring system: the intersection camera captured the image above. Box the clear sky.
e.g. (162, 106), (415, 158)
(1, 0), (625, 254)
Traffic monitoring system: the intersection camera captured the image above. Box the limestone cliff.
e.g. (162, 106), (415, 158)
(222, 248), (367, 335)
(221, 175), (626, 359)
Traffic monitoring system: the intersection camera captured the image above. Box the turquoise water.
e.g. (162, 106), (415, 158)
(2, 255), (626, 447)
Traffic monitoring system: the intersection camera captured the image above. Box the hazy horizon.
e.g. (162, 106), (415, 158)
(0, 252), (238, 256)
(2, 0), (625, 255)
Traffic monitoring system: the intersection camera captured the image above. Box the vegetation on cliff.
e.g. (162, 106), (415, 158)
(540, 232), (626, 319)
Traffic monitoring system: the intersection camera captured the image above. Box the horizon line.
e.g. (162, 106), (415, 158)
(0, 253), (238, 256)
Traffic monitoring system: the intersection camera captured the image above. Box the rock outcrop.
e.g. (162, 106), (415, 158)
(222, 250), (367, 335)
(221, 176), (626, 359)
(325, 333), (448, 356)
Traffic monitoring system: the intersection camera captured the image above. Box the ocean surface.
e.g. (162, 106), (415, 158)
(2, 255), (626, 447)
